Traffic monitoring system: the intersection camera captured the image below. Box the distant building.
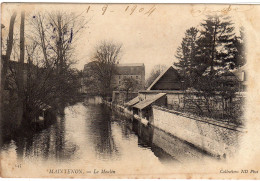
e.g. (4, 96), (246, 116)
(111, 63), (145, 91)
(111, 63), (145, 104)
(81, 62), (145, 97)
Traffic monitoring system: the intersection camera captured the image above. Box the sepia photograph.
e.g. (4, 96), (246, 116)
(0, 2), (260, 179)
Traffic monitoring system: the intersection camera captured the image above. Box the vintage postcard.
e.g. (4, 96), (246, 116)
(1, 2), (260, 179)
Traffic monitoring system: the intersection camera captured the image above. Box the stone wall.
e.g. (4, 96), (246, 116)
(152, 127), (212, 162)
(152, 106), (244, 158)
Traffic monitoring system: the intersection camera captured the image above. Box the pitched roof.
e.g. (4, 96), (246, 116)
(147, 66), (179, 90)
(115, 63), (145, 75)
(133, 93), (166, 110)
(125, 96), (139, 107)
(117, 63), (144, 67)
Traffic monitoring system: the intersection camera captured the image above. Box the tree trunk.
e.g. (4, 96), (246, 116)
(1, 12), (17, 132)
(2, 12), (17, 90)
(210, 19), (218, 75)
(5, 12), (17, 61)
(17, 11), (25, 126)
(57, 15), (63, 74)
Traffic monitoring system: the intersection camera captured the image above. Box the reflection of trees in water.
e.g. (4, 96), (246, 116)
(15, 116), (77, 161)
(87, 104), (119, 160)
(51, 116), (78, 160)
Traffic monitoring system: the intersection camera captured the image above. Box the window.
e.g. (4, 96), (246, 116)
(119, 81), (121, 84)
(119, 76), (121, 79)
(136, 75), (138, 79)
(242, 71), (245, 81)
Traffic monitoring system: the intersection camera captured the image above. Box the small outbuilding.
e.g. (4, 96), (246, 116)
(147, 66), (182, 91)
(132, 93), (167, 123)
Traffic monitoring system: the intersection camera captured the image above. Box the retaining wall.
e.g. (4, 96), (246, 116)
(152, 106), (243, 158)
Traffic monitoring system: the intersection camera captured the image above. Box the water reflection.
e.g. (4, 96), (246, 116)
(1, 101), (212, 166)
(110, 108), (212, 163)
(86, 104), (119, 160)
(110, 113), (179, 163)
(12, 116), (78, 162)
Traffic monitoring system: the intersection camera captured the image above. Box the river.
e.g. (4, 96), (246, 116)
(1, 100), (213, 177)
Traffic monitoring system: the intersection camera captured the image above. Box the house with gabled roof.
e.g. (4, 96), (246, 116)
(125, 66), (183, 123)
(147, 66), (182, 91)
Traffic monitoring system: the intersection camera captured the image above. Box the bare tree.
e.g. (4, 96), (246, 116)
(23, 10), (88, 117)
(28, 11), (88, 69)
(120, 77), (138, 101)
(1, 10), (88, 131)
(88, 41), (122, 98)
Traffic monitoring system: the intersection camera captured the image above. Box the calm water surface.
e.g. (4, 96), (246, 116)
(1, 100), (212, 171)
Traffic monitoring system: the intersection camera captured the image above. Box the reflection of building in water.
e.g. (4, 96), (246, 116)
(132, 119), (153, 148)
(88, 104), (119, 160)
(84, 96), (102, 104)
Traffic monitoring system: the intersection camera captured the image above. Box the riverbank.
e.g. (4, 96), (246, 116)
(1, 107), (57, 145)
(103, 100), (244, 160)
(1, 98), (84, 146)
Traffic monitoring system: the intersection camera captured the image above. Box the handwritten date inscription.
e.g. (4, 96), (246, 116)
(85, 5), (156, 17)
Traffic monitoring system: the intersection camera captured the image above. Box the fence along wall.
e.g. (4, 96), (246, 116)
(139, 91), (244, 125)
(152, 106), (243, 158)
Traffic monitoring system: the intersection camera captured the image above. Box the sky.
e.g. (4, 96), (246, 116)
(1, 3), (247, 77)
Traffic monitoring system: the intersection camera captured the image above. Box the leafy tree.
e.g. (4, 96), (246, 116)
(174, 27), (199, 87)
(197, 15), (237, 75)
(233, 27), (246, 68)
(173, 15), (243, 122)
